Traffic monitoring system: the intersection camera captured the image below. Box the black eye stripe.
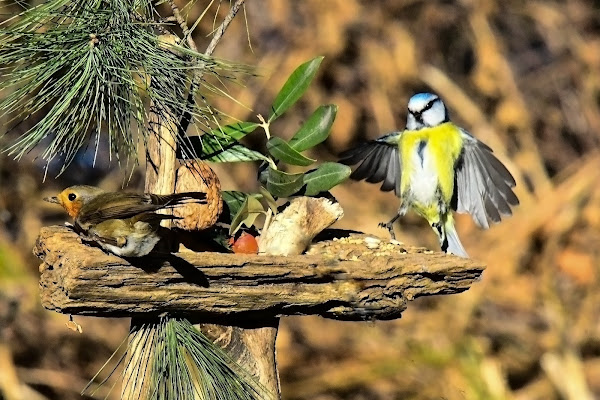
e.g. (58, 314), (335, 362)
(409, 98), (439, 117)
(421, 98), (438, 112)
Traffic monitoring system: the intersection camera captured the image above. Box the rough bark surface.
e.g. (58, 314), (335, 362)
(35, 225), (485, 321)
(258, 197), (345, 256)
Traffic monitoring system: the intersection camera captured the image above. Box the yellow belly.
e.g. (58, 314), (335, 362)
(399, 122), (463, 221)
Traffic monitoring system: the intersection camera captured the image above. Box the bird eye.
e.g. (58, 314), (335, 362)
(68, 193), (77, 201)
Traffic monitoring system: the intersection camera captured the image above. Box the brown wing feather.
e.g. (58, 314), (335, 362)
(77, 192), (206, 226)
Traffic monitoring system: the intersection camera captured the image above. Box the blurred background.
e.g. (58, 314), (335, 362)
(2, 0), (600, 399)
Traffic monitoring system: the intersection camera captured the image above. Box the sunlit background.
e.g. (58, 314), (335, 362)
(1, 1), (600, 399)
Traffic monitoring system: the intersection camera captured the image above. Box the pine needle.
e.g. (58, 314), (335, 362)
(0, 0), (249, 177)
(83, 317), (273, 400)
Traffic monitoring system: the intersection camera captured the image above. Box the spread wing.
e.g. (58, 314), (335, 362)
(338, 132), (402, 196)
(453, 129), (519, 229)
(78, 192), (206, 226)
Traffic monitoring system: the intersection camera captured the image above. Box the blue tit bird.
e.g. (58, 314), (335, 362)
(339, 92), (519, 258)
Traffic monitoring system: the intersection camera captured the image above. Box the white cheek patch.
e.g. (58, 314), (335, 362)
(406, 113), (418, 130)
(421, 101), (446, 127)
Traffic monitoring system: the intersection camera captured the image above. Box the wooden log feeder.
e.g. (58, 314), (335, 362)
(36, 225), (484, 320)
(35, 196), (485, 398)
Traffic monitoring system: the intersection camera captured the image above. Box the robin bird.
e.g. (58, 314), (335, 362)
(340, 92), (519, 257)
(44, 185), (206, 257)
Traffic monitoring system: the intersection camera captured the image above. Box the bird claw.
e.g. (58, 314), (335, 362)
(378, 221), (396, 240)
(79, 235), (96, 245)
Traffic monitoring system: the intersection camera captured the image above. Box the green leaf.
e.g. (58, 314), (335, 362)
(210, 122), (260, 141)
(180, 135), (268, 163)
(222, 191), (249, 221)
(289, 104), (337, 152)
(266, 137), (315, 166)
(259, 186), (278, 213)
(266, 168), (305, 198)
(303, 162), (351, 196)
(229, 194), (265, 235)
(268, 56), (324, 122)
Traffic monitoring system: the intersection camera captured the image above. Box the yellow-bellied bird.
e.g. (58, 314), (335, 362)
(45, 186), (206, 257)
(339, 93), (518, 258)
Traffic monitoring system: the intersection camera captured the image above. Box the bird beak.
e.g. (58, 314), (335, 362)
(43, 196), (60, 204)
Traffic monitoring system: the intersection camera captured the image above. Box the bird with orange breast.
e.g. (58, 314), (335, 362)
(44, 185), (206, 257)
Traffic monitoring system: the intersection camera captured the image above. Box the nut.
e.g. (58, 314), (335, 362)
(173, 161), (223, 231)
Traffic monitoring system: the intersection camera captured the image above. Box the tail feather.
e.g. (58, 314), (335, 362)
(150, 192), (207, 206)
(135, 213), (183, 224)
(438, 214), (469, 258)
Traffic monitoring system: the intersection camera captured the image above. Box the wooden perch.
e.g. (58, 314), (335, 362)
(35, 226), (484, 321)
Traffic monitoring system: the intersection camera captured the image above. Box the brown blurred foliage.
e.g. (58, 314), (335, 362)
(1, 0), (600, 399)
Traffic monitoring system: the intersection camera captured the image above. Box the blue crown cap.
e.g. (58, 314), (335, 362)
(409, 92), (437, 102)
(408, 92), (438, 111)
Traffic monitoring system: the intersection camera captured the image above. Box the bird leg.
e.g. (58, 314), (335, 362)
(431, 222), (448, 252)
(378, 214), (400, 240)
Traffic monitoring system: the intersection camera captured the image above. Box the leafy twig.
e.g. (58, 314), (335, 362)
(166, 0), (198, 51)
(179, 0), (247, 137)
(205, 0), (246, 57)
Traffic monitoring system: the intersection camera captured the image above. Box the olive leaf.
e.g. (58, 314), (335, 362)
(180, 135), (267, 163)
(266, 168), (305, 198)
(266, 137), (315, 166)
(303, 162), (351, 196)
(259, 186), (278, 214)
(268, 56), (323, 122)
(288, 104), (337, 152)
(213, 122), (260, 140)
(229, 194), (266, 235)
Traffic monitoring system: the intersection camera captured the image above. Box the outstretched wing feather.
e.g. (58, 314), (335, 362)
(339, 132), (402, 197)
(454, 129), (518, 228)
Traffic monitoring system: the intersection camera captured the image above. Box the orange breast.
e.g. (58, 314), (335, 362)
(57, 193), (83, 219)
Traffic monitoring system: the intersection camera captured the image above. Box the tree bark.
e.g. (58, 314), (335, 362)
(35, 225), (485, 320)
(119, 92), (180, 399)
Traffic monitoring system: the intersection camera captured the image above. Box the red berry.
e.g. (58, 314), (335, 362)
(232, 232), (259, 254)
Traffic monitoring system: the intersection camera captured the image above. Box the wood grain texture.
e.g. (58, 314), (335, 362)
(35, 225), (485, 321)
(145, 101), (178, 199)
(123, 94), (180, 400)
(258, 197), (344, 256)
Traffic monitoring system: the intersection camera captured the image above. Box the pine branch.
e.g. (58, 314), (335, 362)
(0, 0), (247, 175)
(166, 0), (198, 51)
(205, 0), (246, 57)
(178, 0), (247, 139)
